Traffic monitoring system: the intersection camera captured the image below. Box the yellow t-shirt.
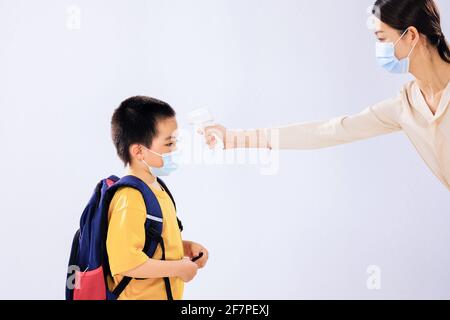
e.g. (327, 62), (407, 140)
(105, 180), (184, 300)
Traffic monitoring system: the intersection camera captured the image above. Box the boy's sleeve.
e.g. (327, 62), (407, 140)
(106, 187), (150, 276)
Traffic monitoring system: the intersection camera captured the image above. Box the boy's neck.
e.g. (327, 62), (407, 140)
(127, 163), (157, 186)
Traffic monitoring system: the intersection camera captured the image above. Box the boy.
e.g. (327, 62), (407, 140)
(107, 96), (209, 300)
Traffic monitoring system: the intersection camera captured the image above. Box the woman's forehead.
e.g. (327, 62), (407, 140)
(370, 16), (384, 31)
(369, 18), (400, 37)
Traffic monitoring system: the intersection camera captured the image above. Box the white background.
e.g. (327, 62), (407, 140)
(0, 0), (449, 299)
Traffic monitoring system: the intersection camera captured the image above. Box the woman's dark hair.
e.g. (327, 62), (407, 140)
(373, 0), (450, 63)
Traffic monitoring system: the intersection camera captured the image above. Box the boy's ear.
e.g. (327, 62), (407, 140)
(129, 144), (144, 161)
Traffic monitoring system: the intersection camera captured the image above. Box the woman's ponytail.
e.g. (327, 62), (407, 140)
(437, 34), (450, 63)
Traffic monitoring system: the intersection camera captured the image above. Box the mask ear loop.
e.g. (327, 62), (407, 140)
(394, 28), (417, 60)
(139, 145), (160, 181)
(407, 39), (418, 57)
(394, 28), (410, 46)
(141, 145), (163, 157)
(148, 149), (163, 157)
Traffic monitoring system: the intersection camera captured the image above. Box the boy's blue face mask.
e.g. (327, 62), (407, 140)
(141, 146), (181, 177)
(375, 28), (417, 74)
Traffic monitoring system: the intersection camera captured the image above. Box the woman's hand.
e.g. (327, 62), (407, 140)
(201, 124), (228, 149)
(200, 125), (271, 149)
(183, 240), (209, 269)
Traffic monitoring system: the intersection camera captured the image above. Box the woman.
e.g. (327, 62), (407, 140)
(203, 0), (450, 191)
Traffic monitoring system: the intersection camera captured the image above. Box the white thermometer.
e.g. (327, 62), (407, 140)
(187, 108), (223, 149)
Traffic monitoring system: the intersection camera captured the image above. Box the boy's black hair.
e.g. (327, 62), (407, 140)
(111, 96), (176, 166)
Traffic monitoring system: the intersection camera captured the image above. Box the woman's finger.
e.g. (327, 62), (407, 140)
(206, 134), (217, 146)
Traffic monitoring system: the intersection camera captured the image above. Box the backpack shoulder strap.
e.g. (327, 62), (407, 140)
(157, 177), (183, 232)
(107, 175), (164, 254)
(156, 177), (176, 210)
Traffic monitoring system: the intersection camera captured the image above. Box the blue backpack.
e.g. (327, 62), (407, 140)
(65, 175), (183, 300)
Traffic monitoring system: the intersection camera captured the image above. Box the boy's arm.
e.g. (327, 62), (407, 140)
(121, 257), (198, 282)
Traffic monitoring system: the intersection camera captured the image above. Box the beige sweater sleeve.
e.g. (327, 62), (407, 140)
(267, 94), (403, 150)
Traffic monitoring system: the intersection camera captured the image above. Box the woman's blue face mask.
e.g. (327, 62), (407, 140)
(375, 28), (417, 74)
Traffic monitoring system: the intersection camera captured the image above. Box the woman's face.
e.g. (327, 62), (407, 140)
(373, 17), (418, 60)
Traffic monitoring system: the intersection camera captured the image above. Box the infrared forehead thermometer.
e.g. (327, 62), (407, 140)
(187, 108), (224, 149)
(187, 108), (215, 129)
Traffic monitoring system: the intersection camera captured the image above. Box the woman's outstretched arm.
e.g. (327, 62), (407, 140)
(203, 95), (403, 150)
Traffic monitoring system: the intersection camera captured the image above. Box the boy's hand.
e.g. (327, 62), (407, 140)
(178, 257), (198, 283)
(184, 240), (209, 269)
